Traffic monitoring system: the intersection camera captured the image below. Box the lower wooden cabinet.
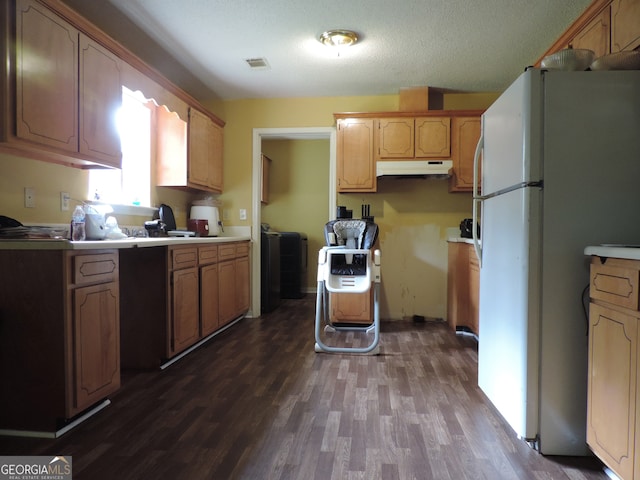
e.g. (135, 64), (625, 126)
(119, 241), (250, 368)
(447, 241), (479, 335)
(587, 256), (640, 480)
(72, 281), (120, 413)
(200, 245), (220, 336)
(219, 242), (251, 326)
(0, 249), (120, 432)
(330, 291), (373, 324)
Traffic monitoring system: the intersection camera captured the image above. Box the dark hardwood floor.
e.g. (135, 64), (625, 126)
(0, 296), (607, 479)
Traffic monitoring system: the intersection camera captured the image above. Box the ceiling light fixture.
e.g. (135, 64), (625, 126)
(319, 29), (359, 51)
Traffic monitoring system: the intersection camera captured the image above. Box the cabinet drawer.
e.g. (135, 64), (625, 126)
(73, 252), (118, 286)
(236, 242), (250, 257)
(590, 260), (640, 311)
(170, 247), (198, 270)
(198, 245), (218, 265)
(218, 243), (237, 261)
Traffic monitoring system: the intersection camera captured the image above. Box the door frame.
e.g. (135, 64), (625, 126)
(250, 127), (336, 317)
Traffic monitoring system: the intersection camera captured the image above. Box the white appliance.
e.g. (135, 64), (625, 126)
(472, 68), (640, 455)
(190, 205), (221, 236)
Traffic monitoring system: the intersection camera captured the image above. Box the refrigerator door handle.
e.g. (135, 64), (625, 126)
(472, 131), (484, 266)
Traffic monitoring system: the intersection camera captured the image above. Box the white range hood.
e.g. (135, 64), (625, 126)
(376, 160), (453, 177)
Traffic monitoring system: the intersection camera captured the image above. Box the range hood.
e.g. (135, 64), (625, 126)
(376, 160), (453, 177)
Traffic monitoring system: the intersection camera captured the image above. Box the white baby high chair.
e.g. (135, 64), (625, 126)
(314, 219), (381, 354)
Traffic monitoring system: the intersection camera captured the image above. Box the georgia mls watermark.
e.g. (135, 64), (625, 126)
(0, 456), (72, 480)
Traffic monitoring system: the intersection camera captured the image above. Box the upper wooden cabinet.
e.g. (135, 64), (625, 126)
(2, 0), (225, 172)
(79, 35), (123, 166)
(569, 7), (611, 58)
(336, 117), (376, 192)
(261, 154), (271, 204)
(611, 0), (640, 51)
(15, 0), (78, 154)
(335, 111), (482, 193)
(9, 0), (122, 168)
(188, 108), (223, 193)
(155, 105), (224, 193)
(377, 117), (450, 160)
(538, 0), (640, 65)
(449, 116), (482, 193)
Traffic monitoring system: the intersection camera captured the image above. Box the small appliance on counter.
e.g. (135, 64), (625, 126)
(459, 218), (479, 239)
(190, 199), (222, 236)
(146, 204), (195, 237)
(187, 218), (209, 236)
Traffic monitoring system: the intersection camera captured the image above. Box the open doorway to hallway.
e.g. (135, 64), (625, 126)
(250, 128), (336, 316)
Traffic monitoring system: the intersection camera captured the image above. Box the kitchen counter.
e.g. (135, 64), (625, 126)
(0, 235), (251, 250)
(448, 237), (475, 244)
(584, 245), (640, 261)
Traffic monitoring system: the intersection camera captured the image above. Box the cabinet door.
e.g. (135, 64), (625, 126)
(79, 34), (122, 167)
(236, 255), (250, 315)
(447, 242), (471, 330)
(16, 0), (78, 152)
(468, 248), (480, 335)
(200, 263), (219, 336)
(587, 303), (637, 480)
(188, 108), (211, 188)
(377, 118), (414, 158)
(450, 116), (481, 192)
(72, 282), (120, 414)
(208, 121), (224, 192)
(611, 0), (640, 51)
(171, 267), (200, 355)
(218, 260), (237, 326)
(330, 291), (372, 324)
(188, 108), (223, 192)
(336, 118), (376, 192)
(156, 107), (188, 186)
(415, 117), (450, 158)
(569, 7), (611, 58)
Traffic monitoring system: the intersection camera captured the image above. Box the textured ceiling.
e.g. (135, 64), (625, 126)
(90, 0), (592, 100)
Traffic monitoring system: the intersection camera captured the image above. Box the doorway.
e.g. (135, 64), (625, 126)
(250, 127), (336, 317)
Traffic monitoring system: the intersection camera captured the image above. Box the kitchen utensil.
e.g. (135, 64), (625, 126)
(541, 48), (594, 71)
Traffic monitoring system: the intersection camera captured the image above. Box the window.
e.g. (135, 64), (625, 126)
(87, 87), (152, 207)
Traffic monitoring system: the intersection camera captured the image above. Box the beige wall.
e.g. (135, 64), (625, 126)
(0, 150), (197, 229)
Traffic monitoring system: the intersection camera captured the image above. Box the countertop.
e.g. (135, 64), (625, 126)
(0, 235), (251, 250)
(584, 245), (640, 261)
(448, 237), (475, 244)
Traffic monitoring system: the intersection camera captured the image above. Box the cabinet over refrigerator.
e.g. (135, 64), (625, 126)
(472, 67), (640, 455)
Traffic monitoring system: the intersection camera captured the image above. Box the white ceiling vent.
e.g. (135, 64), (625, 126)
(245, 58), (270, 69)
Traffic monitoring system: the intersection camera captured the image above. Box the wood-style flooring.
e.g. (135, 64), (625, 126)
(0, 296), (607, 480)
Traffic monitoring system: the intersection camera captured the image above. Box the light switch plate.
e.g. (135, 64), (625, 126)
(24, 187), (35, 208)
(61, 192), (70, 211)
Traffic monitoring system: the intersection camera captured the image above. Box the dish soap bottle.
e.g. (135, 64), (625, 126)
(71, 205), (86, 241)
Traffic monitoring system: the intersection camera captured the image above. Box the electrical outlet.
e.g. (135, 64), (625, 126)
(60, 192), (70, 211)
(24, 187), (35, 208)
(239, 208), (247, 220)
(223, 209), (229, 221)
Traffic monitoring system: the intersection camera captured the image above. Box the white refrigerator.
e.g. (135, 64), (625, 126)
(472, 68), (640, 455)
